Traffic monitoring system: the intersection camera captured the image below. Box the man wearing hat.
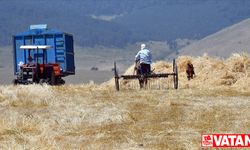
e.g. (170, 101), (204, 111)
(134, 43), (152, 88)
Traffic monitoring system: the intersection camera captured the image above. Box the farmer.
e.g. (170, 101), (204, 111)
(134, 43), (152, 88)
(27, 55), (35, 66)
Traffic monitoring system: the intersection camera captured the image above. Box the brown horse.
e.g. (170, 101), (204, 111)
(134, 61), (150, 89)
(186, 62), (195, 80)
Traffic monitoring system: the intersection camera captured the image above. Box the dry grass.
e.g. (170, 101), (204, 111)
(0, 54), (250, 149)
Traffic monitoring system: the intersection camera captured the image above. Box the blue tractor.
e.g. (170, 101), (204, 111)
(13, 24), (75, 85)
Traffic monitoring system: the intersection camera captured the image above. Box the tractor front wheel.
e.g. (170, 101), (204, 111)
(12, 79), (19, 85)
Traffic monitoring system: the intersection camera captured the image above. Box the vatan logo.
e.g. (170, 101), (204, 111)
(202, 134), (213, 147)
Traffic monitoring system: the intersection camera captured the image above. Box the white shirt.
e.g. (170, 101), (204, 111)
(135, 48), (152, 64)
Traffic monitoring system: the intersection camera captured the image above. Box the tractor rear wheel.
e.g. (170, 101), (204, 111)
(50, 71), (55, 85)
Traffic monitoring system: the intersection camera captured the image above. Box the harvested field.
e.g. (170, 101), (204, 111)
(0, 54), (250, 149)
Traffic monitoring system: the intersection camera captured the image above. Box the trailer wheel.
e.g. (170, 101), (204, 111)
(173, 59), (178, 89)
(56, 77), (65, 85)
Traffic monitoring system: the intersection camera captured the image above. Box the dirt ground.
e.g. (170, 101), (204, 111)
(1, 54), (250, 149)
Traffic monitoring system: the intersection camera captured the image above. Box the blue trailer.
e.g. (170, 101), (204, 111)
(13, 24), (75, 85)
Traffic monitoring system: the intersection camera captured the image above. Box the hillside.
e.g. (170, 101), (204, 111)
(1, 0), (250, 47)
(0, 54), (250, 149)
(179, 18), (250, 57)
(114, 0), (250, 42)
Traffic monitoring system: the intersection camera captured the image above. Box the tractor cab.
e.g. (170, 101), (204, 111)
(20, 45), (51, 65)
(13, 45), (64, 85)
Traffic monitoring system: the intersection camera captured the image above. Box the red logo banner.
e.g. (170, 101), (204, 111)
(202, 134), (250, 148)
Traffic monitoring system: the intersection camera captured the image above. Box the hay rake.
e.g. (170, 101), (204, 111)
(114, 59), (178, 91)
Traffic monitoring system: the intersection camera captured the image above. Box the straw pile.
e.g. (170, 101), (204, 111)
(177, 53), (250, 91)
(103, 53), (250, 91)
